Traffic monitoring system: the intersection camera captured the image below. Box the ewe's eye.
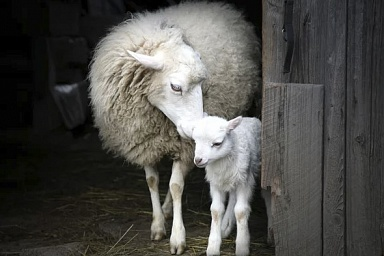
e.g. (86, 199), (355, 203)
(212, 142), (222, 147)
(170, 83), (182, 93)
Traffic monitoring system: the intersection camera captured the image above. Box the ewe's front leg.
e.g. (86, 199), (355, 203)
(169, 161), (189, 255)
(234, 185), (252, 256)
(144, 166), (166, 241)
(207, 186), (225, 256)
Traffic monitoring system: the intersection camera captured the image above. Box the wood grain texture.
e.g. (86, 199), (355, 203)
(262, 82), (323, 256)
(262, 0), (384, 255)
(293, 1), (348, 255)
(346, 0), (384, 255)
(262, 0), (291, 84)
(262, 1), (347, 254)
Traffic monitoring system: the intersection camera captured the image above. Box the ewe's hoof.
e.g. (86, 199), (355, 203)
(170, 231), (186, 255)
(150, 219), (166, 241)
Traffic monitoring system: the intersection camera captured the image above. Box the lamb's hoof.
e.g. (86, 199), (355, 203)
(235, 247), (249, 256)
(170, 241), (186, 255)
(206, 246), (220, 256)
(170, 230), (186, 255)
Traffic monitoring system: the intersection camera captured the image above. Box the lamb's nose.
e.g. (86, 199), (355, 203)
(194, 157), (202, 165)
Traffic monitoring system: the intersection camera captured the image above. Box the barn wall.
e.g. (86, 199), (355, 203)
(262, 0), (383, 255)
(346, 0), (384, 255)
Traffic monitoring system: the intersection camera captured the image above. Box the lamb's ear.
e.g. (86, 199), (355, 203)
(126, 50), (164, 70)
(226, 116), (242, 133)
(203, 112), (209, 117)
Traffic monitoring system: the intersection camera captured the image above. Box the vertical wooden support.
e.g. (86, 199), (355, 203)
(297, 2), (348, 255)
(346, 0), (384, 255)
(261, 82), (324, 255)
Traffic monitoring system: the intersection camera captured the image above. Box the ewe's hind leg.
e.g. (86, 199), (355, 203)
(144, 166), (166, 241)
(169, 161), (190, 255)
(221, 191), (236, 238)
(234, 185), (253, 256)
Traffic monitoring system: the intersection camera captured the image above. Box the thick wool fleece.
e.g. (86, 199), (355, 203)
(89, 1), (261, 167)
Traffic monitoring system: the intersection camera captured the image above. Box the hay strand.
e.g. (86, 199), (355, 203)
(107, 224), (134, 254)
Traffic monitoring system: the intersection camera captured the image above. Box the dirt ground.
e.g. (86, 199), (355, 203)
(0, 124), (275, 256)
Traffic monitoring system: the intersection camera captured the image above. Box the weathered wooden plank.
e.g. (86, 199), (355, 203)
(261, 82), (323, 256)
(292, 1), (348, 255)
(262, 0), (291, 84)
(346, 0), (384, 255)
(263, 1), (347, 253)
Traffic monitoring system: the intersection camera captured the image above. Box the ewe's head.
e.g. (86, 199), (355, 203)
(182, 116), (243, 168)
(126, 26), (208, 137)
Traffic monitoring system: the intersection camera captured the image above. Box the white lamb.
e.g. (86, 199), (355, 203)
(181, 115), (271, 256)
(89, 1), (261, 254)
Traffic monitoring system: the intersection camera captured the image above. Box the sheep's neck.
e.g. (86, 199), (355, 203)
(205, 135), (241, 192)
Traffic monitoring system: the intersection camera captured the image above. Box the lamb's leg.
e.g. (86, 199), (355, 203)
(221, 191), (236, 238)
(144, 165), (166, 241)
(169, 161), (189, 255)
(162, 189), (173, 219)
(261, 188), (274, 245)
(207, 185), (225, 256)
(234, 185), (252, 256)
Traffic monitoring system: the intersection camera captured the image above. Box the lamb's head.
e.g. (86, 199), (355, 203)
(181, 116), (243, 168)
(126, 30), (207, 138)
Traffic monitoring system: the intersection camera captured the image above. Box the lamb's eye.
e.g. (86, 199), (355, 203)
(170, 83), (182, 92)
(212, 142), (222, 147)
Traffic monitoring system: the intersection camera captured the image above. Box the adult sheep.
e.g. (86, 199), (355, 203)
(89, 1), (261, 254)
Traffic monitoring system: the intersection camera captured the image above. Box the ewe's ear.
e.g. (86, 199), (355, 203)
(226, 116), (242, 133)
(126, 50), (164, 70)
